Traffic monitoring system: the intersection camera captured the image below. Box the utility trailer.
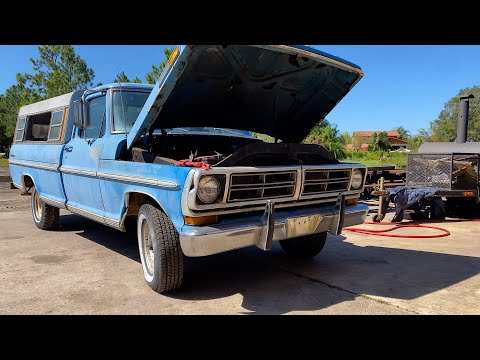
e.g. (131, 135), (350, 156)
(406, 94), (479, 217)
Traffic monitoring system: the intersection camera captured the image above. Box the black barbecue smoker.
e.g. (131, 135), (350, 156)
(406, 94), (479, 216)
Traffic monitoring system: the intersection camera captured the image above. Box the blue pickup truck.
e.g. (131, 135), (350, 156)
(9, 45), (368, 293)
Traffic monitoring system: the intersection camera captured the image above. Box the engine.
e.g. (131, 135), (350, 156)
(129, 132), (338, 167)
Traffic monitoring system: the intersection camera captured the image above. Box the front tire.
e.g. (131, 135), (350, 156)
(31, 187), (59, 230)
(137, 204), (184, 293)
(279, 232), (327, 259)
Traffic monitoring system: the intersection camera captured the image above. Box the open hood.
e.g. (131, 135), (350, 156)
(127, 45), (363, 149)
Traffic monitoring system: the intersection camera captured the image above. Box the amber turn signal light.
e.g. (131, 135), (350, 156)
(184, 215), (218, 226)
(463, 191), (476, 197)
(346, 198), (359, 206)
(168, 47), (180, 67)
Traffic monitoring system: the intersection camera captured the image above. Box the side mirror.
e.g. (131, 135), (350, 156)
(72, 99), (90, 129)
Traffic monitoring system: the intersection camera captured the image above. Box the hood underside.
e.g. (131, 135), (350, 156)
(127, 45), (363, 149)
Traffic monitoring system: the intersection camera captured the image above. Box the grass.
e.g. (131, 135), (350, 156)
(0, 158), (8, 168)
(342, 151), (407, 168)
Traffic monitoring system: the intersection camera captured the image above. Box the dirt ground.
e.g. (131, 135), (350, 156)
(0, 181), (30, 213)
(0, 166), (10, 183)
(0, 183), (479, 315)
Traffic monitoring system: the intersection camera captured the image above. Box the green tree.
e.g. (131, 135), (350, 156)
(430, 86), (480, 142)
(352, 132), (363, 151)
(113, 71), (141, 84)
(146, 47), (175, 84)
(253, 133), (276, 143)
(0, 75), (42, 147)
(377, 131), (391, 151)
(368, 132), (378, 151)
(303, 119), (346, 158)
(408, 128), (432, 151)
(0, 45), (95, 148)
(395, 126), (410, 140)
(341, 131), (352, 145)
(22, 45), (95, 98)
(408, 135), (425, 152)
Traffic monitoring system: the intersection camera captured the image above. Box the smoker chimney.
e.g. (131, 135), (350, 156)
(456, 94), (474, 143)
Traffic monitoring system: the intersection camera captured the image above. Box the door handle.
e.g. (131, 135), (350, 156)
(64, 146), (73, 152)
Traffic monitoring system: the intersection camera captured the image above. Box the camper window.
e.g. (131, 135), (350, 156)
(25, 112), (51, 141)
(47, 110), (64, 141)
(15, 117), (26, 141)
(24, 109), (65, 142)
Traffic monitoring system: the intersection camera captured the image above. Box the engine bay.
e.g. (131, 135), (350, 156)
(149, 133), (258, 166)
(128, 132), (339, 167)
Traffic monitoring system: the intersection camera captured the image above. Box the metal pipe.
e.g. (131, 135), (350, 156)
(456, 94), (475, 143)
(377, 177), (384, 221)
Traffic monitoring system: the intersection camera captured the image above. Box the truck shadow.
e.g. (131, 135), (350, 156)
(58, 213), (480, 314)
(57, 214), (141, 262)
(175, 239), (480, 314)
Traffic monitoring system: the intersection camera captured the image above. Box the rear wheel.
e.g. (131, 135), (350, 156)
(137, 204), (184, 293)
(31, 187), (59, 230)
(279, 232), (327, 259)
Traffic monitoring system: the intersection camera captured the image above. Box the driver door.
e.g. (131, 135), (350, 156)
(61, 92), (107, 219)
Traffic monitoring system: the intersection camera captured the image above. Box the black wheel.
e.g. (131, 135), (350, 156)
(446, 198), (479, 218)
(31, 187), (59, 230)
(372, 214), (382, 222)
(279, 232), (327, 259)
(137, 204), (184, 293)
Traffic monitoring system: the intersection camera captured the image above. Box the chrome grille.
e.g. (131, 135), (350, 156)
(302, 169), (351, 196)
(228, 171), (297, 202)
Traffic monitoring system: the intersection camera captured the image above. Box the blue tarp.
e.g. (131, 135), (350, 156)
(381, 186), (442, 222)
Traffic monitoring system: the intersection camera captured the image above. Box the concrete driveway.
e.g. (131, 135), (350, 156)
(1, 183), (479, 314)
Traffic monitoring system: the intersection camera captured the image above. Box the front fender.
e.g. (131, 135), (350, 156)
(98, 159), (193, 232)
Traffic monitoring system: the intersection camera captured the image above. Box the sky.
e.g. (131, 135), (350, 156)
(1, 45), (480, 135)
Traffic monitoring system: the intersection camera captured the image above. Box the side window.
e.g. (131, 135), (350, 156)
(15, 117), (26, 142)
(47, 110), (64, 141)
(82, 94), (106, 139)
(25, 112), (52, 141)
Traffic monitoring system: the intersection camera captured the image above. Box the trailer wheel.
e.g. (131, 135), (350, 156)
(137, 204), (184, 293)
(446, 198), (478, 218)
(279, 232), (327, 259)
(31, 187), (59, 230)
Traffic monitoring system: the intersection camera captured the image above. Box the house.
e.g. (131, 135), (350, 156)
(345, 130), (409, 152)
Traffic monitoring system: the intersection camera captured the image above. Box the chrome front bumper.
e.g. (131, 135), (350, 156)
(179, 201), (369, 257)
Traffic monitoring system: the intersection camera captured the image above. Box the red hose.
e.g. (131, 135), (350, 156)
(343, 221), (451, 238)
(344, 218), (480, 238)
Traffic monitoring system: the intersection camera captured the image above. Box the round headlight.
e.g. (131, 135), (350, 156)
(351, 169), (364, 190)
(197, 176), (221, 204)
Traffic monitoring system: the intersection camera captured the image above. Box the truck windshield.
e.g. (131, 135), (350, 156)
(113, 91), (150, 133)
(113, 91), (255, 138)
